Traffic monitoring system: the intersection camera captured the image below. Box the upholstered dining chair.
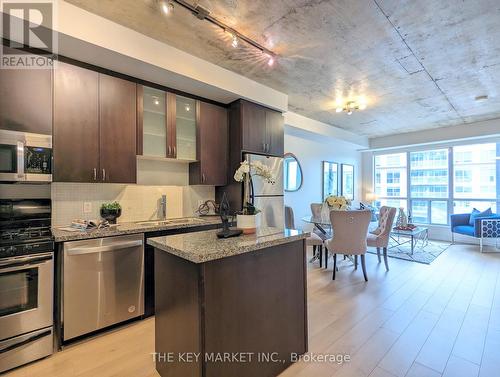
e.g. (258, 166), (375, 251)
(325, 210), (372, 281)
(285, 206), (324, 260)
(366, 206), (397, 271)
(310, 203), (329, 267)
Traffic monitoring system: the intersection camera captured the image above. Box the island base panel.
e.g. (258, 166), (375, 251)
(154, 239), (307, 377)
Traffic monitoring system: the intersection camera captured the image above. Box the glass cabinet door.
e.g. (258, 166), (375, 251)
(142, 86), (167, 157)
(175, 96), (196, 161)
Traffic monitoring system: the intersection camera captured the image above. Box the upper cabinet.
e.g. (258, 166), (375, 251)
(189, 102), (228, 186)
(174, 95), (197, 161)
(137, 87), (197, 161)
(53, 62), (136, 183)
(0, 46), (52, 134)
(138, 86), (167, 158)
(236, 100), (284, 156)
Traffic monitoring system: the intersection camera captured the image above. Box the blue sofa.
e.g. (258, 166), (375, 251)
(450, 209), (500, 251)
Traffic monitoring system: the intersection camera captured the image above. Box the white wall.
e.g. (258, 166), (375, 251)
(284, 127), (362, 229)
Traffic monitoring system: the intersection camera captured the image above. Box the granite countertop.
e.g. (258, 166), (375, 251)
(51, 216), (223, 242)
(147, 227), (310, 263)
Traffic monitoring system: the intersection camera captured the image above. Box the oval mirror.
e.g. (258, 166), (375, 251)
(284, 153), (303, 192)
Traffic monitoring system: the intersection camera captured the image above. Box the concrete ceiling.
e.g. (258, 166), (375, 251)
(64, 0), (500, 137)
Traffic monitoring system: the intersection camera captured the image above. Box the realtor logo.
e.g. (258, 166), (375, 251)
(1, 0), (56, 69)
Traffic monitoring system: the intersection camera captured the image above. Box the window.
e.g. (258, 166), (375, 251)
(453, 143), (497, 199)
(373, 142), (500, 226)
(374, 153), (407, 199)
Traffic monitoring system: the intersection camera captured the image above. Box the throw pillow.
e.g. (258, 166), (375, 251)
(469, 208), (492, 226)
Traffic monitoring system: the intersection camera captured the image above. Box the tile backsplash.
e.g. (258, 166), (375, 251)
(51, 183), (214, 226)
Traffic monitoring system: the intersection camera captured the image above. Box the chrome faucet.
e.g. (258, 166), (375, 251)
(160, 195), (167, 220)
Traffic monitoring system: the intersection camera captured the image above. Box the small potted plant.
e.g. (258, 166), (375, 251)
(100, 201), (122, 224)
(233, 160), (275, 234)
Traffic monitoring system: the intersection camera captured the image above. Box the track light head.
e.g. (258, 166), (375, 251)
(160, 0), (174, 15)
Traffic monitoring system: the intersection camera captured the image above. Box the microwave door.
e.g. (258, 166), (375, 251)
(0, 142), (24, 182)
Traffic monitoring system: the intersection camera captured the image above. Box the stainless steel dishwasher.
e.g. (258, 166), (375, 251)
(62, 234), (144, 341)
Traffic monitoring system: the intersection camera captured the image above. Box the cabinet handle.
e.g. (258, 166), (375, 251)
(173, 146), (176, 157)
(202, 173), (206, 183)
(262, 142), (266, 152)
(102, 169), (106, 181)
(93, 168), (97, 181)
(168, 145), (171, 156)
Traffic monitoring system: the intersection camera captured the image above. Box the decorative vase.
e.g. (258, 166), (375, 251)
(396, 207), (408, 228)
(237, 213), (261, 234)
(100, 208), (121, 224)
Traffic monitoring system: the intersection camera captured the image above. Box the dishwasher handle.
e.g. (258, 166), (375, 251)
(66, 239), (143, 256)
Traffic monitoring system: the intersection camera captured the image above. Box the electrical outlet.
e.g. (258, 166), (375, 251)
(83, 202), (92, 214)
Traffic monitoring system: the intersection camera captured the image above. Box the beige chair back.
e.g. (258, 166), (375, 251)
(284, 206), (295, 229)
(368, 206), (397, 247)
(310, 203), (322, 219)
(328, 210), (372, 255)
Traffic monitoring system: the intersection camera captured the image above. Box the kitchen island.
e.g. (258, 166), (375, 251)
(148, 227), (309, 377)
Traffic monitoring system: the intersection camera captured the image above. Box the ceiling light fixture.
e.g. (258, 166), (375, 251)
(159, 0), (174, 15)
(162, 0), (277, 67)
(335, 100), (367, 115)
(231, 34), (238, 48)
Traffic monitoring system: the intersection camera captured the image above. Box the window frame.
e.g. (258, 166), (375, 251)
(373, 143), (499, 226)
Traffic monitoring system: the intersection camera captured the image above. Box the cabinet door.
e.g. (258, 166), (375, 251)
(53, 62), (99, 182)
(166, 92), (177, 158)
(265, 109), (284, 156)
(99, 74), (137, 183)
(190, 102), (227, 185)
(175, 95), (197, 161)
(241, 100), (267, 154)
(0, 46), (52, 134)
(139, 86), (168, 158)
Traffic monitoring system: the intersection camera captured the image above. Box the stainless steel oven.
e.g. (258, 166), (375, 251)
(0, 252), (54, 340)
(0, 129), (52, 183)
(0, 199), (54, 373)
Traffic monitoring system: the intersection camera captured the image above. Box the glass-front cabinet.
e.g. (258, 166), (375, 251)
(138, 86), (197, 161)
(142, 86), (167, 158)
(174, 95), (196, 161)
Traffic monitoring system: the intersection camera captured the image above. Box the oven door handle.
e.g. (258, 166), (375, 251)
(0, 329), (52, 355)
(66, 240), (143, 256)
(0, 253), (53, 271)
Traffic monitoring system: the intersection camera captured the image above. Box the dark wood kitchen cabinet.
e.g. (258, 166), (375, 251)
(99, 74), (137, 183)
(189, 101), (228, 185)
(235, 99), (284, 156)
(53, 62), (100, 182)
(54, 62), (137, 183)
(0, 46), (52, 134)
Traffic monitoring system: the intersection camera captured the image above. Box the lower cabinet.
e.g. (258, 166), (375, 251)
(143, 224), (221, 317)
(189, 101), (228, 186)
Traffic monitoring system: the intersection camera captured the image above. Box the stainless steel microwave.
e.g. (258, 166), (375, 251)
(0, 130), (52, 183)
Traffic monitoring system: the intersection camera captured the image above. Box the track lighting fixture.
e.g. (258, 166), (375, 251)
(161, 0), (277, 67)
(159, 0), (174, 15)
(231, 34), (238, 48)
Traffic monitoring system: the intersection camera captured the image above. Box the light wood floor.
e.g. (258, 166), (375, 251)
(6, 243), (500, 377)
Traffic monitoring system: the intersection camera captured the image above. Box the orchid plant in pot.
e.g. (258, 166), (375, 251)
(233, 160), (275, 234)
